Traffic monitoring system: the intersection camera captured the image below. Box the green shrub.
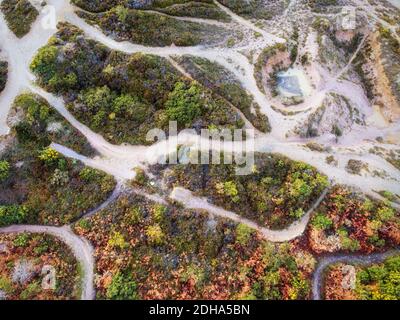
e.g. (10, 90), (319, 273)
(106, 271), (138, 300)
(151, 204), (167, 223)
(0, 205), (29, 226)
(108, 231), (128, 250)
(235, 223), (253, 245)
(0, 160), (10, 182)
(146, 224), (165, 246)
(77, 219), (92, 230)
(30, 45), (58, 82)
(0, 276), (13, 294)
(20, 281), (41, 300)
(13, 233), (30, 247)
(376, 206), (395, 222)
(0, 0), (39, 37)
(79, 167), (98, 182)
(38, 147), (60, 165)
(311, 213), (333, 230)
(165, 81), (203, 127)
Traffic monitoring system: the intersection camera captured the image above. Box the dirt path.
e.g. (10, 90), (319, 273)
(213, 0), (286, 44)
(0, 225), (95, 300)
(312, 249), (400, 300)
(170, 186), (329, 242)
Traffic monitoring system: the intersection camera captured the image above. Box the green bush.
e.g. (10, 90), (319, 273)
(0, 160), (10, 182)
(106, 271), (138, 300)
(311, 213), (333, 230)
(30, 45), (58, 82)
(0, 205), (29, 226)
(38, 147), (60, 165)
(13, 233), (30, 247)
(108, 231), (128, 249)
(165, 81), (203, 127)
(146, 224), (165, 246)
(0, 276), (13, 294)
(235, 223), (253, 245)
(0, 0), (39, 37)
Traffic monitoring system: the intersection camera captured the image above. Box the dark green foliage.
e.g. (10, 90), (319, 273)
(106, 271), (138, 300)
(165, 81), (203, 126)
(0, 160), (10, 182)
(72, 0), (120, 12)
(175, 56), (271, 132)
(0, 0), (38, 37)
(218, 0), (286, 20)
(0, 61), (7, 93)
(156, 2), (231, 21)
(31, 26), (245, 145)
(0, 205), (28, 226)
(311, 213), (333, 230)
(356, 255), (400, 300)
(78, 6), (229, 47)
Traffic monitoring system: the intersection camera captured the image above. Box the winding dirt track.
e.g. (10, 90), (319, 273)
(312, 250), (400, 300)
(0, 225), (95, 300)
(170, 186), (330, 242)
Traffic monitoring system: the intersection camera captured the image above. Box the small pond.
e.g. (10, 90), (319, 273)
(277, 68), (312, 98)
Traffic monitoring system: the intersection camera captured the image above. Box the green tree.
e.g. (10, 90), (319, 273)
(0, 160), (10, 182)
(311, 213), (333, 230)
(106, 271), (138, 300)
(0, 205), (29, 226)
(165, 81), (203, 126)
(30, 45), (58, 82)
(236, 223), (253, 245)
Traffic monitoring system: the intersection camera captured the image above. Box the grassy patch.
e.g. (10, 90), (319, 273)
(78, 5), (230, 46)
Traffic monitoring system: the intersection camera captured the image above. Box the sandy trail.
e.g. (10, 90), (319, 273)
(170, 186), (330, 242)
(0, 224), (95, 300)
(213, 1), (286, 44)
(141, 9), (231, 27)
(312, 249), (400, 300)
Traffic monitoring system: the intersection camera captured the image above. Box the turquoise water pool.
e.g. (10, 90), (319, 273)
(277, 68), (312, 98)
